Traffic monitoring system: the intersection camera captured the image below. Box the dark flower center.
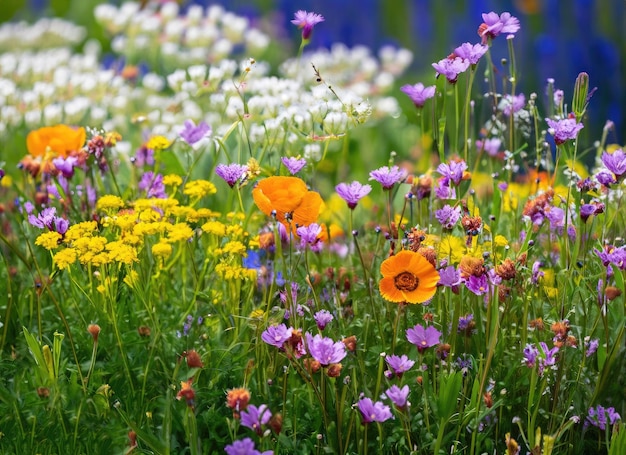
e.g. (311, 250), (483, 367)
(394, 272), (419, 291)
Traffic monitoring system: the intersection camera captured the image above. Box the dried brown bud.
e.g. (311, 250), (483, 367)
(605, 286), (622, 301)
(327, 363), (343, 378)
(186, 350), (203, 369)
(269, 413), (283, 435)
(87, 324), (101, 343)
(304, 358), (321, 374)
(138, 325), (151, 337)
(37, 387), (50, 398)
(342, 335), (357, 352)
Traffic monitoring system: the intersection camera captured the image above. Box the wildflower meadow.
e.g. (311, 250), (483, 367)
(1, 2), (626, 454)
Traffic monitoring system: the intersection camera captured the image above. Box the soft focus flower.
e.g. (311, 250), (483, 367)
(179, 119), (211, 146)
(432, 57), (470, 83)
(176, 378), (195, 408)
(454, 42), (488, 65)
(252, 176), (323, 234)
(601, 148), (626, 180)
(585, 405), (621, 431)
(585, 338), (599, 357)
(435, 204), (462, 229)
(379, 250), (440, 304)
(240, 404), (272, 435)
(226, 387), (251, 413)
(225, 437), (273, 455)
(291, 10), (324, 41)
(500, 94), (526, 116)
(438, 265), (461, 290)
(369, 165), (406, 190)
(26, 124), (86, 158)
(281, 156), (307, 175)
(216, 163), (248, 188)
(335, 181), (372, 209)
(546, 117), (584, 145)
(384, 384), (410, 409)
(437, 160), (468, 186)
(478, 11), (521, 42)
(296, 223), (323, 250)
(400, 83), (436, 108)
(406, 324), (442, 353)
(305, 333), (346, 366)
(261, 324), (292, 348)
(385, 354), (415, 378)
(357, 397), (393, 424)
(314, 310), (333, 330)
(477, 138), (502, 157)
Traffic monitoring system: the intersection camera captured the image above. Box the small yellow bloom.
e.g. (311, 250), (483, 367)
(152, 241), (173, 259)
(35, 232), (62, 250)
(106, 241), (138, 265)
(183, 179), (217, 199)
(222, 241), (247, 256)
(64, 221), (98, 242)
(53, 248), (77, 270)
(96, 195), (125, 212)
(494, 235), (509, 247)
(167, 223), (194, 243)
(163, 174), (183, 187)
(201, 220), (227, 236)
(123, 269), (139, 288)
(146, 135), (172, 151)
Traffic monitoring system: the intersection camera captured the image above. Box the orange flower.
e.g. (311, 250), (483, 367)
(252, 176), (323, 233)
(26, 125), (86, 158)
(379, 250), (440, 304)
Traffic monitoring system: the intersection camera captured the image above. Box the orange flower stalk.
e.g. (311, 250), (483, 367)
(252, 176), (323, 233)
(26, 124), (86, 158)
(379, 250), (440, 304)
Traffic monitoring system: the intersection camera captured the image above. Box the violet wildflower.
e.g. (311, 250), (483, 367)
(465, 274), (489, 296)
(585, 405), (621, 430)
(537, 341), (559, 376)
(437, 160), (468, 186)
(296, 223), (322, 251)
(335, 181), (372, 209)
(28, 207), (57, 230)
(580, 204), (596, 222)
(52, 156), (79, 179)
(432, 56), (470, 83)
(216, 163), (248, 188)
(434, 180), (456, 200)
(585, 338), (599, 357)
(531, 261), (544, 284)
(54, 217), (69, 235)
(454, 42), (488, 65)
(546, 206), (565, 233)
(0, 168), (4, 180)
(595, 168), (616, 187)
(384, 385), (410, 409)
(369, 165), (406, 190)
(357, 397), (393, 424)
(457, 314), (475, 335)
(291, 10), (324, 41)
(385, 354), (415, 378)
(305, 333), (346, 365)
(313, 310), (333, 330)
(476, 138), (502, 157)
(139, 172), (167, 198)
(435, 204), (462, 229)
(406, 324), (441, 354)
(478, 11), (521, 43)
(523, 344), (539, 367)
(179, 119), (211, 146)
(281, 156), (307, 175)
(240, 404), (272, 435)
(261, 324), (292, 349)
(224, 437), (273, 455)
(400, 82), (436, 108)
(438, 265), (461, 292)
(133, 144), (154, 167)
(546, 117), (584, 145)
(500, 94), (526, 116)
(601, 148), (626, 180)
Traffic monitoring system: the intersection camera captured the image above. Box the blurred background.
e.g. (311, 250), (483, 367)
(2, 0), (624, 145)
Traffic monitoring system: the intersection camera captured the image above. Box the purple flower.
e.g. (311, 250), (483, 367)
(281, 156), (307, 175)
(465, 274), (489, 296)
(432, 57), (470, 83)
(435, 204), (462, 229)
(133, 145), (154, 167)
(0, 168), (4, 180)
(406, 324), (441, 354)
(434, 180), (456, 200)
(291, 10), (324, 41)
(139, 172), (167, 198)
(476, 138), (502, 157)
(179, 119), (211, 146)
(52, 156), (79, 179)
(437, 160), (468, 186)
(224, 437), (273, 455)
(240, 404), (272, 435)
(438, 265), (461, 290)
(454, 42), (488, 65)
(28, 207), (57, 230)
(585, 338), (599, 357)
(457, 314), (475, 334)
(54, 217), (69, 235)
(586, 405), (621, 431)
(500, 94), (526, 116)
(479, 11), (520, 42)
(537, 341), (559, 376)
(601, 148), (626, 180)
(384, 385), (410, 409)
(595, 169), (617, 187)
(261, 324), (292, 348)
(400, 83), (436, 108)
(531, 261), (544, 284)
(335, 181), (372, 209)
(296, 223), (322, 251)
(546, 206), (565, 233)
(314, 310), (333, 330)
(580, 204), (596, 222)
(546, 117), (584, 145)
(357, 397), (393, 424)
(385, 354), (415, 378)
(216, 163), (248, 188)
(305, 333), (346, 365)
(523, 343), (539, 367)
(369, 165), (406, 190)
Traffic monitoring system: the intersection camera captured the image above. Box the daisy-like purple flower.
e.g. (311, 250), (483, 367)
(305, 333), (346, 365)
(432, 57), (470, 83)
(369, 165), (406, 190)
(291, 10), (324, 41)
(385, 354), (415, 378)
(261, 324), (292, 349)
(406, 324), (441, 354)
(384, 385), (410, 409)
(454, 42), (488, 65)
(437, 160), (468, 186)
(476, 138), (502, 157)
(546, 117), (584, 145)
(357, 397), (393, 424)
(179, 119), (211, 146)
(240, 404), (272, 435)
(601, 148), (626, 180)
(216, 163), (248, 188)
(314, 310), (333, 330)
(281, 156), (307, 175)
(400, 82), (436, 108)
(224, 437), (273, 455)
(335, 181), (372, 209)
(479, 11), (521, 42)
(435, 204), (462, 229)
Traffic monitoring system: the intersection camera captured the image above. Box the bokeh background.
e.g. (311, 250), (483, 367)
(3, 0), (625, 145)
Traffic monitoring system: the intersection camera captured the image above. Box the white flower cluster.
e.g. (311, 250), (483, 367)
(0, 17), (86, 51)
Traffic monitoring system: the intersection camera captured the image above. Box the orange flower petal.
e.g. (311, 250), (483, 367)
(378, 249), (440, 304)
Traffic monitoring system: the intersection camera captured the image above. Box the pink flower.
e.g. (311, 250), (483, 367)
(478, 11), (520, 43)
(546, 117), (584, 145)
(432, 57), (470, 83)
(400, 82), (436, 108)
(291, 10), (324, 41)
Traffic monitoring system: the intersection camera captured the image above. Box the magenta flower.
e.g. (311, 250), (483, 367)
(240, 404), (272, 435)
(465, 274), (489, 296)
(454, 42), (488, 65)
(281, 156), (307, 175)
(435, 204), (462, 229)
(52, 156), (79, 178)
(400, 82), (436, 108)
(305, 333), (346, 365)
(406, 324), (441, 354)
(432, 57), (470, 83)
(385, 354), (415, 378)
(291, 10), (324, 41)
(225, 437), (273, 455)
(261, 324), (292, 348)
(476, 137), (502, 157)
(546, 117), (584, 145)
(357, 397), (393, 424)
(369, 165), (406, 190)
(215, 163), (248, 188)
(179, 119), (211, 146)
(28, 207), (69, 234)
(384, 385), (410, 409)
(335, 181), (372, 209)
(479, 11), (521, 42)
(601, 148), (626, 180)
(314, 310), (333, 330)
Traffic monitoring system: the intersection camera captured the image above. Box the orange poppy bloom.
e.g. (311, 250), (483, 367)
(26, 125), (86, 158)
(379, 250), (440, 304)
(252, 176), (323, 233)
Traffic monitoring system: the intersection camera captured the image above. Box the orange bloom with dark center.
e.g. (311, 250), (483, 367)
(26, 125), (86, 158)
(252, 176), (323, 234)
(379, 250), (440, 304)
